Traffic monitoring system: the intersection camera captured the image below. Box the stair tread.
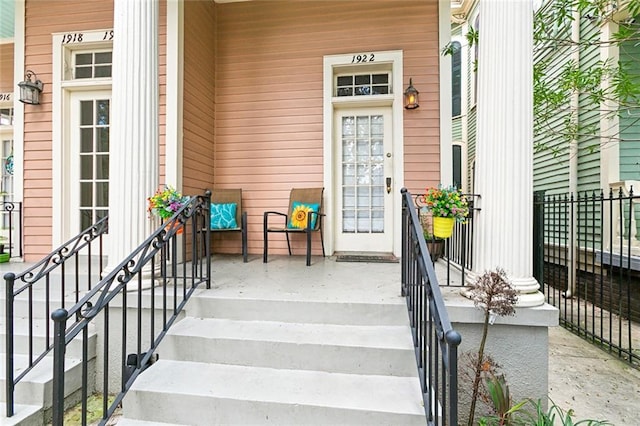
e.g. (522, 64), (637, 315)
(0, 353), (82, 384)
(132, 360), (424, 416)
(0, 403), (41, 425)
(169, 317), (414, 349)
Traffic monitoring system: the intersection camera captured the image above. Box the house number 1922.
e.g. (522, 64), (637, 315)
(351, 53), (375, 63)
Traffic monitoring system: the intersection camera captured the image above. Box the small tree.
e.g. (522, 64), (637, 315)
(465, 269), (518, 426)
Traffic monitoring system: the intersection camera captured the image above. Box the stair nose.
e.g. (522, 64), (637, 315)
(160, 317), (417, 376)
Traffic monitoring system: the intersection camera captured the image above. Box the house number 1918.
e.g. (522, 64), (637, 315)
(351, 53), (375, 63)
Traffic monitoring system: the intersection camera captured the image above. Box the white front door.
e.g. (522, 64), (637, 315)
(334, 108), (393, 252)
(68, 91), (111, 248)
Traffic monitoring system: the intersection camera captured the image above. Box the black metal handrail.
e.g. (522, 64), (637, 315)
(1, 201), (23, 258)
(401, 188), (461, 425)
(4, 215), (108, 418)
(50, 193), (211, 425)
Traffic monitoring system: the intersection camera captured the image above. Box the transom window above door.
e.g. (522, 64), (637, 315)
(336, 73), (390, 97)
(74, 51), (113, 79)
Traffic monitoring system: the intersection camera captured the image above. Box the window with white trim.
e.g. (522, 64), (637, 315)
(336, 73), (391, 97)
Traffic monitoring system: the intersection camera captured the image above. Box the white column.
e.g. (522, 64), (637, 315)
(106, 0), (159, 271)
(469, 0), (544, 307)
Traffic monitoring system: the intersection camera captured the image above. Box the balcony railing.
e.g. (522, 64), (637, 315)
(401, 188), (461, 426)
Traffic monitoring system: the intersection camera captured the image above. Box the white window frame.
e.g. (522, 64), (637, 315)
(52, 30), (113, 246)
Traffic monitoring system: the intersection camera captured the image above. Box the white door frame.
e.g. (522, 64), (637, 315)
(323, 50), (404, 257)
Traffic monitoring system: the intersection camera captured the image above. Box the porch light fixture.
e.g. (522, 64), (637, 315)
(18, 70), (44, 105)
(404, 78), (419, 109)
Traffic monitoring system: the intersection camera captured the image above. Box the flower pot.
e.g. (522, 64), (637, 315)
(433, 216), (455, 239)
(0, 253), (9, 263)
(425, 239), (445, 262)
(164, 222), (184, 236)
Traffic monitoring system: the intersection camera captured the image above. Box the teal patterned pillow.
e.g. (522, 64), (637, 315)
(210, 203), (238, 229)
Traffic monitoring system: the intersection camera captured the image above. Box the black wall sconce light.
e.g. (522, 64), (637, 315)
(18, 70), (44, 105)
(404, 78), (419, 109)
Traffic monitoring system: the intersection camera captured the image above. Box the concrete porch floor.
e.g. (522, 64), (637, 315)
(3, 253), (639, 424)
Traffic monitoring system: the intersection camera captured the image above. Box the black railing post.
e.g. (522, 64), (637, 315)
(401, 188), (408, 296)
(205, 190), (212, 289)
(51, 308), (69, 426)
(533, 190), (545, 290)
(4, 272), (15, 417)
(446, 329), (462, 426)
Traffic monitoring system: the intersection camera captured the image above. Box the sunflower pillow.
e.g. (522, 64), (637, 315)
(287, 202), (320, 229)
(210, 203), (238, 229)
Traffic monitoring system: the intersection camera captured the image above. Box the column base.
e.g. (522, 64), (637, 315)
(463, 270), (545, 307)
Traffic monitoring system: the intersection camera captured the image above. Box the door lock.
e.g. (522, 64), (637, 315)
(386, 177), (392, 194)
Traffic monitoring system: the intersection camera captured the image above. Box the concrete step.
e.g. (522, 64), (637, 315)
(188, 291), (408, 326)
(123, 360), (426, 425)
(0, 403), (42, 426)
(159, 317), (417, 376)
(0, 353), (88, 407)
(0, 319), (97, 359)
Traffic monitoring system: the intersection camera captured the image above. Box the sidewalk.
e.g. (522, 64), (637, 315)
(548, 325), (640, 425)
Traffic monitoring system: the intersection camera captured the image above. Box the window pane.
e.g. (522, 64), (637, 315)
(80, 101), (93, 126)
(97, 128), (109, 152)
(337, 76), (352, 86)
(95, 52), (112, 64)
(80, 210), (92, 230)
(80, 182), (92, 207)
(76, 53), (92, 65)
(80, 155), (93, 179)
(372, 74), (388, 84)
(95, 65), (112, 78)
(372, 86), (388, 95)
(337, 87), (352, 97)
(96, 100), (109, 125)
(96, 155), (109, 179)
(96, 182), (109, 207)
(75, 67), (92, 79)
(80, 129), (93, 152)
(453, 145), (462, 190)
(355, 75), (370, 85)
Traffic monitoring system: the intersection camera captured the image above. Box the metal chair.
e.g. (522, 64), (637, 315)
(206, 188), (248, 262)
(263, 187), (325, 266)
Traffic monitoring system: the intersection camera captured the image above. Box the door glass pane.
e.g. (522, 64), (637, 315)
(341, 114), (385, 234)
(78, 98), (110, 230)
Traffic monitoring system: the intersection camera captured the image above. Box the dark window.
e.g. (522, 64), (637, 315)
(453, 144), (462, 190)
(451, 41), (462, 117)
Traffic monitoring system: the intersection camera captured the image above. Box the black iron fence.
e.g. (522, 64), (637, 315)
(4, 215), (108, 418)
(401, 188), (461, 425)
(534, 187), (640, 367)
(49, 193), (211, 425)
(1, 201), (23, 258)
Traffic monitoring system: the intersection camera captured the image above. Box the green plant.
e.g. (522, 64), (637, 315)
(147, 185), (189, 220)
(422, 185), (469, 222)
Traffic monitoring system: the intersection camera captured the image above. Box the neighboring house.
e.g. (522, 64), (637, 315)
(451, 0), (640, 196)
(4, 0), (454, 263)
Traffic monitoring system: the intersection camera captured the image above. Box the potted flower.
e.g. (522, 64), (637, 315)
(147, 186), (189, 233)
(423, 185), (469, 238)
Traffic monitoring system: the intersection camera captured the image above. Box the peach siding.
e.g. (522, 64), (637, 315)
(213, 1), (440, 256)
(22, 0), (167, 260)
(182, 1), (216, 195)
(0, 43), (13, 93)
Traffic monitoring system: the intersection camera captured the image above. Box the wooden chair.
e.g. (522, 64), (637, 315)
(206, 189), (248, 262)
(263, 188), (325, 266)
